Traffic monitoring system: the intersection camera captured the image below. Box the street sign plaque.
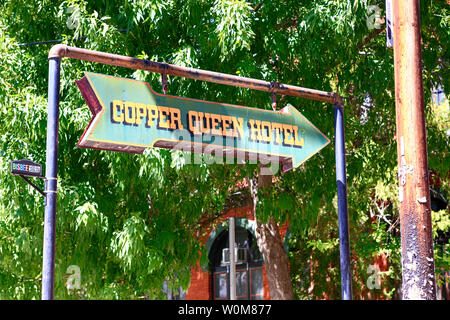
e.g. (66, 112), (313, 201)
(11, 159), (42, 178)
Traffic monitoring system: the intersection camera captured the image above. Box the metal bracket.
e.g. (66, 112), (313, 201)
(19, 175), (46, 198)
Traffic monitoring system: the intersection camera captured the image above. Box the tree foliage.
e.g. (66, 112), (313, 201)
(0, 0), (448, 299)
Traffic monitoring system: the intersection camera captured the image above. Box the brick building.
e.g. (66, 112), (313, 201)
(184, 205), (289, 300)
(162, 170), (448, 300)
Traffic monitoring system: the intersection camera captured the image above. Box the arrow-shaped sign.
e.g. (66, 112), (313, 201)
(76, 72), (330, 172)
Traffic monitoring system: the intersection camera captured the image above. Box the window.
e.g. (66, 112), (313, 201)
(214, 272), (228, 300)
(250, 267), (264, 300)
(209, 224), (264, 300)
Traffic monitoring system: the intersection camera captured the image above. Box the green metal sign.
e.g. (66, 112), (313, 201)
(76, 72), (330, 171)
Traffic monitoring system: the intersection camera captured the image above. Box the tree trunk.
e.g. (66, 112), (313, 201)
(249, 168), (294, 300)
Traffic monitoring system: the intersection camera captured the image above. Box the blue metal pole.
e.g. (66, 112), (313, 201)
(42, 57), (61, 300)
(334, 104), (352, 300)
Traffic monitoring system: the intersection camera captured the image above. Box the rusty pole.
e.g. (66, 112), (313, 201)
(392, 0), (437, 299)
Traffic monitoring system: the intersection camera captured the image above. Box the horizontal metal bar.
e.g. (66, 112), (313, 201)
(19, 39), (64, 47)
(49, 44), (341, 104)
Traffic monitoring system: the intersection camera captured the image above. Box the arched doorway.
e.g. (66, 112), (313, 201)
(208, 219), (264, 300)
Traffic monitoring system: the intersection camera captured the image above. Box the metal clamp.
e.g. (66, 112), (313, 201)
(269, 81), (279, 111)
(161, 72), (168, 94)
(44, 177), (58, 193)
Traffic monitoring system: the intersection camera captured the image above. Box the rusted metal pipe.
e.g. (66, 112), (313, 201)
(49, 44), (340, 104)
(393, 0), (436, 300)
(45, 44), (352, 301)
